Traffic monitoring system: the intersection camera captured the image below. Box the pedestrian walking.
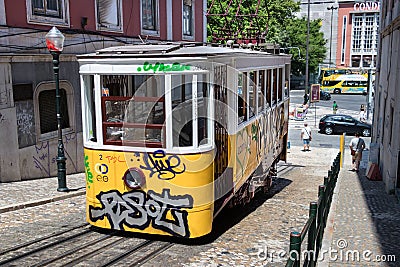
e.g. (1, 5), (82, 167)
(332, 101), (338, 114)
(359, 109), (366, 122)
(301, 122), (312, 151)
(349, 132), (366, 172)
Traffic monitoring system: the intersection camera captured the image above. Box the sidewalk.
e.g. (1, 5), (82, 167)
(320, 151), (400, 266)
(0, 173), (86, 214)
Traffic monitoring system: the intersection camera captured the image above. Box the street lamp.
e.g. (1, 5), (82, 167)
(304, 0), (310, 104)
(327, 5), (338, 68)
(45, 27), (68, 192)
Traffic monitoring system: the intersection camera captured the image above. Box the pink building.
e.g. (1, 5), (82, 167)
(0, 0), (207, 182)
(336, 1), (380, 68)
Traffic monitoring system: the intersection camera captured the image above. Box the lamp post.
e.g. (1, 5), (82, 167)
(45, 27), (68, 192)
(327, 5), (338, 68)
(304, 0), (310, 104)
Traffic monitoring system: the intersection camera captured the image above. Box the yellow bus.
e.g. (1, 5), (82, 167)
(321, 74), (368, 94)
(318, 68), (354, 84)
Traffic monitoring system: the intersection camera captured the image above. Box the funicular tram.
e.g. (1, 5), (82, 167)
(78, 43), (291, 238)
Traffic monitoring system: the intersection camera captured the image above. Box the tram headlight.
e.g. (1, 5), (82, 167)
(123, 168), (146, 189)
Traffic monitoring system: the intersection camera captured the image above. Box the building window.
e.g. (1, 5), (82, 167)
(341, 16), (347, 64)
(142, 0), (159, 34)
(96, 0), (122, 32)
(27, 0), (69, 26)
(352, 16), (363, 53)
(39, 89), (70, 134)
(350, 13), (379, 68)
(183, 0), (193, 38)
(34, 81), (75, 139)
(33, 0), (61, 17)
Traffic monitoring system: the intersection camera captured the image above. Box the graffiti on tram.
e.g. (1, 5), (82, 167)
(89, 189), (194, 237)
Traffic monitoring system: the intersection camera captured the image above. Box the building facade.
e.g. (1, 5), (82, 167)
(0, 0), (207, 182)
(336, 0), (380, 68)
(298, 0), (380, 70)
(372, 0), (400, 195)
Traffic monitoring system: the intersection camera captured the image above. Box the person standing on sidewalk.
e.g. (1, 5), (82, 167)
(301, 122), (312, 151)
(349, 132), (366, 172)
(332, 101), (338, 114)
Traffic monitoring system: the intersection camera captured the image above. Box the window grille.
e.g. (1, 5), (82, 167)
(38, 89), (70, 134)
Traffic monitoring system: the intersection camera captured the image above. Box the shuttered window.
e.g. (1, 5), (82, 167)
(27, 0), (69, 26)
(183, 0), (193, 36)
(32, 0), (61, 18)
(97, 0), (122, 31)
(142, 0), (158, 31)
(38, 89), (70, 134)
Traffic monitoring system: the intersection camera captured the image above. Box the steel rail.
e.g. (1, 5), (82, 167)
(62, 237), (127, 267)
(100, 240), (154, 267)
(0, 228), (92, 265)
(128, 242), (174, 267)
(0, 223), (89, 257)
(31, 234), (114, 267)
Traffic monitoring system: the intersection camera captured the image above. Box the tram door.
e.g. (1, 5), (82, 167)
(213, 65), (232, 214)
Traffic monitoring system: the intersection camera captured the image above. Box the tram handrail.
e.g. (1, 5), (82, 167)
(285, 152), (341, 267)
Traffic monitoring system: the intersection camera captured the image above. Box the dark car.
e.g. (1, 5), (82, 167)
(319, 114), (371, 137)
(320, 91), (331, 100)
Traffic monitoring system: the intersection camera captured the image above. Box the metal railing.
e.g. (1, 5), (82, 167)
(286, 152), (341, 267)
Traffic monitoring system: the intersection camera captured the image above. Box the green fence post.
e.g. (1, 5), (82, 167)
(289, 231), (301, 267)
(306, 202), (318, 267)
(317, 185), (326, 250)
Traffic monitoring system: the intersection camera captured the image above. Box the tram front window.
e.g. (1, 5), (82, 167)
(171, 74), (193, 147)
(101, 74), (165, 147)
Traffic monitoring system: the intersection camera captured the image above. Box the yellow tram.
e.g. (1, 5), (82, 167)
(78, 44), (291, 238)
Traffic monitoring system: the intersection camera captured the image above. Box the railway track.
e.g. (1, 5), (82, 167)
(0, 223), (174, 266)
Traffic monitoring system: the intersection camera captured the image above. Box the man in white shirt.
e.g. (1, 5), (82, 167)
(301, 123), (312, 151)
(349, 132), (366, 172)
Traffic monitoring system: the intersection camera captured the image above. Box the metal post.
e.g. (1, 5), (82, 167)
(307, 202), (318, 266)
(289, 231), (301, 267)
(366, 68), (372, 120)
(304, 0), (310, 103)
(51, 51), (68, 192)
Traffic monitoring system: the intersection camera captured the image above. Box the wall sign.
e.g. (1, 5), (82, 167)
(353, 2), (380, 12)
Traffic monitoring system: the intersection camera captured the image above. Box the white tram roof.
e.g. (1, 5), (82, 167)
(77, 43), (290, 70)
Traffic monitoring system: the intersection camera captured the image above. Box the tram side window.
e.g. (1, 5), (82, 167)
(237, 72), (248, 124)
(248, 71), (256, 118)
(82, 75), (96, 142)
(266, 69), (272, 107)
(272, 69), (277, 106)
(101, 75), (165, 147)
(278, 68), (283, 102)
(172, 74), (193, 147)
(198, 74), (209, 146)
(258, 70), (265, 113)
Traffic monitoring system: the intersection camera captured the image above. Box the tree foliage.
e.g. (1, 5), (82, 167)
(281, 18), (327, 76)
(206, 0), (327, 75)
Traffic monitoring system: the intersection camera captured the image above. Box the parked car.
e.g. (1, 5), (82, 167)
(320, 91), (331, 100)
(319, 114), (371, 136)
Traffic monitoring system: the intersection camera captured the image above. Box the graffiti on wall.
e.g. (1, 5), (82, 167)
(16, 100), (36, 148)
(33, 133), (78, 176)
(0, 88), (9, 107)
(89, 189), (193, 237)
(84, 155), (93, 188)
(0, 112), (5, 123)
